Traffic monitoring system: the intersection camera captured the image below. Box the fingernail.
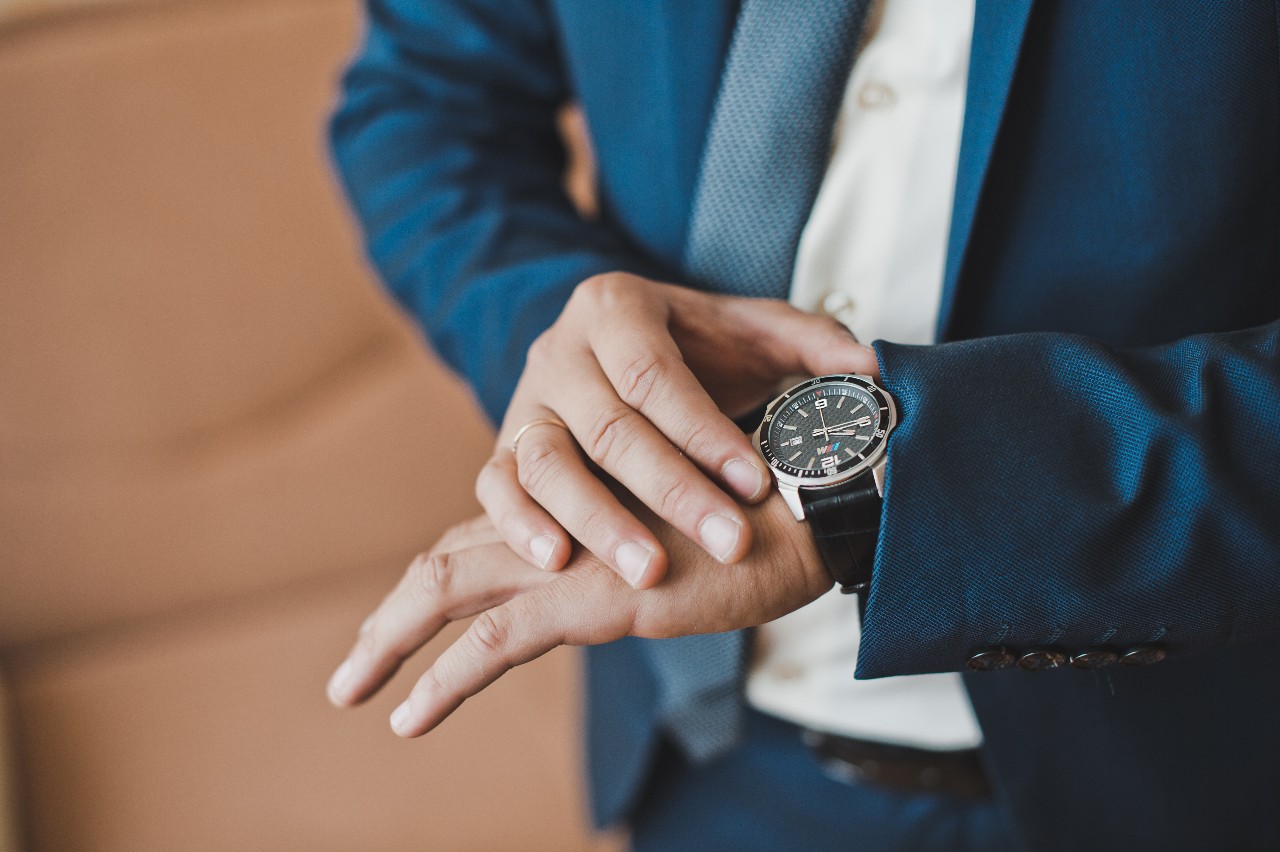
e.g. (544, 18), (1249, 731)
(722, 458), (765, 501)
(327, 659), (352, 704)
(699, 514), (741, 562)
(530, 534), (557, 569)
(614, 541), (655, 588)
(390, 699), (412, 735)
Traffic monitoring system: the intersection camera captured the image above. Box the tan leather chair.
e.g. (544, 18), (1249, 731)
(0, 0), (614, 848)
(0, 676), (19, 852)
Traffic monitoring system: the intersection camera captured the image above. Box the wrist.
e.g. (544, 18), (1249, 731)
(751, 490), (833, 597)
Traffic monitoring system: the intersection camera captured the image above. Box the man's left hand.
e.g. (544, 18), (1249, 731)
(326, 491), (828, 737)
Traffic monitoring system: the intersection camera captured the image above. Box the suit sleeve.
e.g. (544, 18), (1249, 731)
(857, 321), (1280, 678)
(330, 0), (658, 425)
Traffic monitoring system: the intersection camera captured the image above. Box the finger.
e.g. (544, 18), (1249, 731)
(327, 545), (550, 707)
(509, 411), (671, 588)
(475, 437), (573, 572)
(585, 289), (769, 505)
(722, 297), (880, 378)
(354, 515), (504, 637)
(426, 514), (504, 556)
(389, 587), (568, 737)
(536, 354), (754, 568)
(591, 308), (768, 501)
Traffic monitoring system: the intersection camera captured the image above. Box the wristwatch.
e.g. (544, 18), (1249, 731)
(752, 374), (897, 595)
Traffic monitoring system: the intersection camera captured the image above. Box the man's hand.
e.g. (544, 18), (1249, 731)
(476, 272), (877, 589)
(326, 491), (829, 738)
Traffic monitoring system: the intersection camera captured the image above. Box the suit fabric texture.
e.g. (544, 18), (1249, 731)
(331, 1), (1280, 848)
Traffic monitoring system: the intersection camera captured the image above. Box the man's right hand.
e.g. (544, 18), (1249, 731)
(476, 272), (879, 589)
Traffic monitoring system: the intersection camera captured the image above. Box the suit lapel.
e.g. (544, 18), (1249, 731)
(937, 0), (1035, 340)
(657, 0), (1033, 316)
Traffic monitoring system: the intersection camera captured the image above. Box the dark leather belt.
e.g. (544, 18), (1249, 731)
(803, 729), (993, 800)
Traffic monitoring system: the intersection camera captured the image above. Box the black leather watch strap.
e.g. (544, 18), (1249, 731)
(798, 469), (882, 595)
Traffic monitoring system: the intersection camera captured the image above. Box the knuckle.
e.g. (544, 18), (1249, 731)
(678, 417), (720, 462)
(356, 626), (382, 659)
(615, 350), (669, 410)
(474, 457), (502, 503)
(475, 455), (517, 507)
(655, 473), (698, 521)
(574, 273), (618, 307)
(525, 329), (557, 369)
(414, 665), (449, 704)
(573, 502), (617, 549)
(583, 405), (639, 466)
(821, 314), (853, 339)
(408, 552), (452, 607)
(515, 435), (563, 495)
(469, 610), (510, 658)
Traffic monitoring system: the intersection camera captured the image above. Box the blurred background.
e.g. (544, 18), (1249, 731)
(0, 0), (610, 848)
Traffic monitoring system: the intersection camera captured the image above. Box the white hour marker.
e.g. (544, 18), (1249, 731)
(782, 424), (797, 430)
(806, 456), (816, 469)
(836, 396), (845, 409)
(796, 408), (809, 418)
(787, 450), (801, 462)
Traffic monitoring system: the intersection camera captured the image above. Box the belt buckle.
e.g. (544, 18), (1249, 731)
(802, 729), (981, 798)
(803, 730), (867, 786)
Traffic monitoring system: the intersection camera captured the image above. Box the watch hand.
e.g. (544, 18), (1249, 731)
(817, 404), (831, 441)
(811, 417), (871, 437)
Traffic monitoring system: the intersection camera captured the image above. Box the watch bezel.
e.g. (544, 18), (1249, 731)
(752, 373), (897, 492)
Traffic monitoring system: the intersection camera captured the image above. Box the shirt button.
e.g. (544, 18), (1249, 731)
(772, 660), (806, 681)
(857, 80), (897, 110)
(820, 290), (856, 320)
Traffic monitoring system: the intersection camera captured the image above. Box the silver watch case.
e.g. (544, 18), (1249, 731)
(751, 374), (898, 521)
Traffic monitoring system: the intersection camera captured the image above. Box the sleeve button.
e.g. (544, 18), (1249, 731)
(1120, 645), (1167, 666)
(966, 647), (1015, 672)
(1016, 649), (1069, 671)
(1069, 648), (1119, 669)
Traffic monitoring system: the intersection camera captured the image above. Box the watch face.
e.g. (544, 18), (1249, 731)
(756, 375), (894, 483)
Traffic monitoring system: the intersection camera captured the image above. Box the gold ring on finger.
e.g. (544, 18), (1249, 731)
(510, 417), (571, 455)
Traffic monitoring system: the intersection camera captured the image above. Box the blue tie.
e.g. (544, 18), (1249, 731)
(687, 0), (874, 299)
(644, 0), (873, 764)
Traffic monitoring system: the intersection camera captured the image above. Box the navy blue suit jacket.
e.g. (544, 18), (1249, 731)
(332, 1), (1280, 848)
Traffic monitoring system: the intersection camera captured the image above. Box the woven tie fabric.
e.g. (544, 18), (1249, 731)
(647, 0), (872, 764)
(685, 0), (873, 299)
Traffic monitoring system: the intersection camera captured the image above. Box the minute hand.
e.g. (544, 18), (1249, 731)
(811, 417), (871, 436)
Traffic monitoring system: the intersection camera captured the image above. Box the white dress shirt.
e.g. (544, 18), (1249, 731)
(745, 0), (983, 750)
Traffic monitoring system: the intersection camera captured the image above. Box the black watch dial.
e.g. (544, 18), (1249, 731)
(758, 375), (890, 481)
